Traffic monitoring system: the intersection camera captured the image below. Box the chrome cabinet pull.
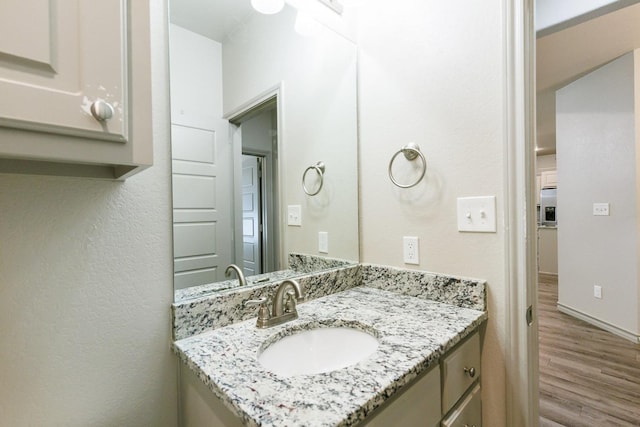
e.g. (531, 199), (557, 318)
(464, 366), (476, 378)
(90, 100), (114, 121)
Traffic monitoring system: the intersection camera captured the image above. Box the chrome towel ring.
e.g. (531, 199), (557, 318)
(388, 142), (427, 188)
(302, 161), (325, 196)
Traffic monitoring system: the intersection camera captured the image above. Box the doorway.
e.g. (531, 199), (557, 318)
(230, 97), (279, 277)
(533, 2), (640, 425)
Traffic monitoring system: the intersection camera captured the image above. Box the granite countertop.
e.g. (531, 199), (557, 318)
(173, 286), (487, 427)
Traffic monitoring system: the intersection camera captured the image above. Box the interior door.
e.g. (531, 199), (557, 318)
(242, 155), (263, 276)
(172, 121), (232, 289)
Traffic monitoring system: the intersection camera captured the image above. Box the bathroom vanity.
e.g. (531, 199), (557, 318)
(172, 265), (487, 427)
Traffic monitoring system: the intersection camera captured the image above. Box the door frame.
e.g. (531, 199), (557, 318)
(504, 0), (539, 426)
(225, 84), (285, 272)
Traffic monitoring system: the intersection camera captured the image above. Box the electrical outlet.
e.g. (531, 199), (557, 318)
(319, 232), (328, 253)
(594, 285), (602, 299)
(403, 236), (419, 265)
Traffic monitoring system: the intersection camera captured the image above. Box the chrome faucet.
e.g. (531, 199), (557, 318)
(225, 264), (247, 287)
(244, 279), (305, 328)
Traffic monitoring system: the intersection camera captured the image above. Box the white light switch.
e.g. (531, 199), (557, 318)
(593, 203), (610, 216)
(287, 205), (302, 226)
(319, 232), (329, 253)
(457, 196), (497, 233)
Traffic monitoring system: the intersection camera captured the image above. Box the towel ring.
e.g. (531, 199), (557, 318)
(388, 142), (427, 188)
(302, 161), (325, 196)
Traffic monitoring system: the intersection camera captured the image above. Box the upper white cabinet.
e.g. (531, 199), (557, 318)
(540, 170), (557, 188)
(0, 0), (153, 179)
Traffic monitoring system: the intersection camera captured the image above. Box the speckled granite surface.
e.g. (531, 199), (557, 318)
(173, 287), (487, 427)
(288, 253), (357, 273)
(362, 264), (486, 312)
(172, 265), (361, 340)
(174, 269), (300, 302)
(174, 255), (357, 302)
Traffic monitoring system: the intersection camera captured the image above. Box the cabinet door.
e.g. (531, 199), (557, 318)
(0, 0), (128, 142)
(541, 170), (557, 188)
(363, 366), (441, 427)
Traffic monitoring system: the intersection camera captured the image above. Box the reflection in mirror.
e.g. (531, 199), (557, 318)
(170, 0), (359, 301)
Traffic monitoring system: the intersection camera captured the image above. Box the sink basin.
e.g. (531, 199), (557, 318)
(258, 324), (379, 377)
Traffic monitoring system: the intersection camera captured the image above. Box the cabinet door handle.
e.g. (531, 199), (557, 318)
(464, 424), (477, 427)
(90, 100), (114, 121)
(464, 366), (476, 378)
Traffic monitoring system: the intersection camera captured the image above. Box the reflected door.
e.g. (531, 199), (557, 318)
(172, 121), (232, 289)
(242, 155), (263, 276)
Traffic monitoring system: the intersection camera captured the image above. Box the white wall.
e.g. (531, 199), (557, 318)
(222, 5), (359, 262)
(556, 50), (640, 337)
(0, 3), (178, 425)
(355, 0), (506, 425)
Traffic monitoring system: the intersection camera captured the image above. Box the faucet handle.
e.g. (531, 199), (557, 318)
(244, 297), (271, 328)
(244, 297), (268, 307)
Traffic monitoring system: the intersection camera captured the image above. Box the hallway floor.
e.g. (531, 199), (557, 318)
(538, 274), (640, 426)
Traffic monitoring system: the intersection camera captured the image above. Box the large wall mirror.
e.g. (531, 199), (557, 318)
(169, 0), (359, 301)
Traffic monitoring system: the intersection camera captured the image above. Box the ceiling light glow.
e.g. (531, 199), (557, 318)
(251, 0), (285, 15)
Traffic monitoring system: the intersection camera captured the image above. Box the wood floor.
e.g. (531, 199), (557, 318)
(538, 274), (640, 426)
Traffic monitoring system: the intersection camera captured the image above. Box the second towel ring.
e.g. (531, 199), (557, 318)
(302, 161), (325, 196)
(388, 142), (427, 188)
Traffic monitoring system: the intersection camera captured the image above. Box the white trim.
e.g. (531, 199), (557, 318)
(504, 0), (538, 426)
(557, 303), (640, 343)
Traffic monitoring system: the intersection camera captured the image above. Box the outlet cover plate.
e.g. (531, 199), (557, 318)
(457, 196), (497, 232)
(403, 236), (419, 265)
(319, 232), (329, 253)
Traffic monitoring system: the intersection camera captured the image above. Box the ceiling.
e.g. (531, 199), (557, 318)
(536, 2), (640, 155)
(169, 0), (254, 42)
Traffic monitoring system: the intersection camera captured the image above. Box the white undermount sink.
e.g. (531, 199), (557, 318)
(258, 325), (379, 377)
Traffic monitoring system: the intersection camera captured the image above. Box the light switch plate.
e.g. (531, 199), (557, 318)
(593, 203), (610, 216)
(287, 205), (302, 226)
(457, 196), (497, 233)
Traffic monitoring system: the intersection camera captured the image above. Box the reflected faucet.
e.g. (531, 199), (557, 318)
(225, 264), (247, 287)
(244, 279), (305, 328)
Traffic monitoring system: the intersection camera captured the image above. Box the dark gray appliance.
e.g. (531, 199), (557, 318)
(540, 187), (557, 226)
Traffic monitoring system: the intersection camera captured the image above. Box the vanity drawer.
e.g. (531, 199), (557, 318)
(441, 331), (480, 414)
(441, 384), (481, 427)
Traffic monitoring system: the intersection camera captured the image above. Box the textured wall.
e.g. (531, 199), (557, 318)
(556, 50), (639, 336)
(356, 1), (507, 425)
(0, 3), (178, 425)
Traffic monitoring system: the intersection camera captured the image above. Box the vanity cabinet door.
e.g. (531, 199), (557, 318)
(363, 365), (441, 427)
(0, 0), (153, 179)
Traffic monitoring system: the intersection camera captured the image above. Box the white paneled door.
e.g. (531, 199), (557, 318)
(172, 122), (232, 289)
(242, 155), (263, 276)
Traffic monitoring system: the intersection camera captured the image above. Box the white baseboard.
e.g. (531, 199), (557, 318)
(557, 303), (640, 343)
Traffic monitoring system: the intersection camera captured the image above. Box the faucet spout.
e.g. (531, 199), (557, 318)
(273, 279), (304, 317)
(225, 264), (247, 287)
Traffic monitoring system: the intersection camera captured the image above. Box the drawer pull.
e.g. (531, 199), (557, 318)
(464, 366), (476, 378)
(464, 425), (477, 427)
